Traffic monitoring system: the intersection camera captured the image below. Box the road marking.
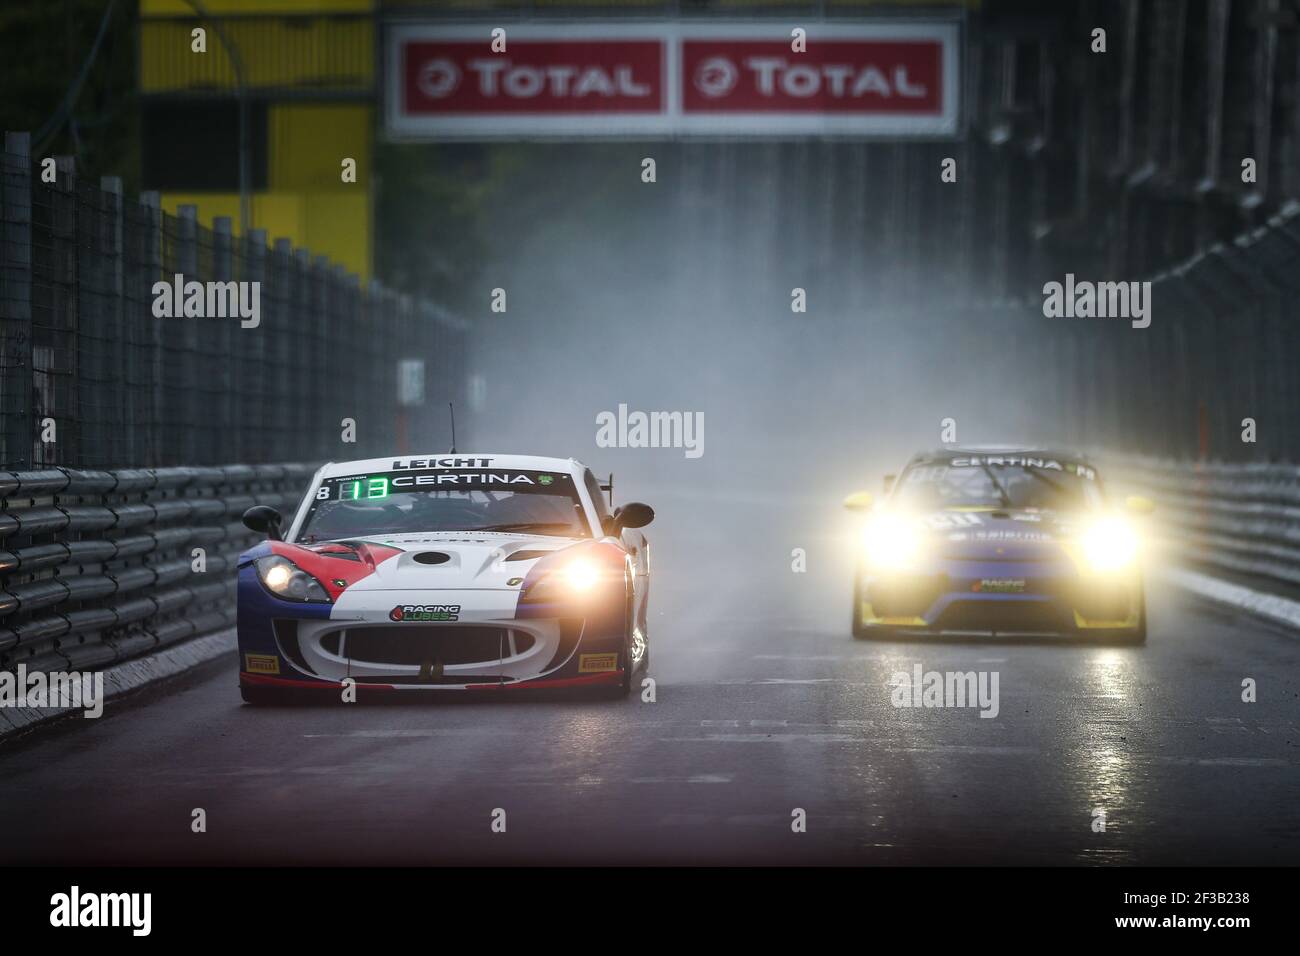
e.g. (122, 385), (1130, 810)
(302, 729), (517, 738)
(1154, 756), (1290, 767)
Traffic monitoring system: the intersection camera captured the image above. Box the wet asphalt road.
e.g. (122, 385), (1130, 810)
(2, 493), (1298, 866)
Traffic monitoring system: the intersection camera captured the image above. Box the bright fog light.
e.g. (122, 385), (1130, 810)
(563, 559), (600, 591)
(862, 512), (922, 570)
(1081, 516), (1139, 572)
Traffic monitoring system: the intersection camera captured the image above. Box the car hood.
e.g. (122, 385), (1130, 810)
(295, 532), (583, 591)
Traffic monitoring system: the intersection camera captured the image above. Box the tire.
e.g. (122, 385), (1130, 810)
(240, 685), (287, 706)
(1117, 592), (1147, 645)
(851, 576), (867, 640)
(1098, 591), (1146, 645)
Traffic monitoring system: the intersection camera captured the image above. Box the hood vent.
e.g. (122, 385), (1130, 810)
(412, 551), (452, 565)
(505, 550), (551, 562)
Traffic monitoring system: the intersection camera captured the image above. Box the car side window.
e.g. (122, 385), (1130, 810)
(583, 469), (611, 526)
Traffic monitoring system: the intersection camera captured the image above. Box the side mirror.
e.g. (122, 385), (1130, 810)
(1124, 495), (1155, 516)
(243, 505), (284, 541)
(614, 502), (654, 530)
(843, 491), (874, 511)
(882, 474), (896, 494)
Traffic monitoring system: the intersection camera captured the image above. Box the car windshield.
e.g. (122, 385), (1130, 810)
(296, 469), (590, 541)
(893, 458), (1102, 512)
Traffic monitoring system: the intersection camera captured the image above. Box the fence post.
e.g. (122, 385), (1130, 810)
(100, 176), (126, 466)
(243, 228), (267, 462)
(1, 132), (33, 469)
(176, 204), (198, 464)
(213, 216), (235, 462)
(139, 191), (163, 466)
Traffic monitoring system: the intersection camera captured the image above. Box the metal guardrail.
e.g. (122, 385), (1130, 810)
(0, 462), (315, 675)
(1106, 455), (1300, 589)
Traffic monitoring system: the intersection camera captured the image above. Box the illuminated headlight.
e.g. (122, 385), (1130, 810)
(561, 558), (600, 591)
(255, 555), (331, 603)
(862, 512), (924, 570)
(1080, 517), (1139, 572)
(525, 557), (615, 602)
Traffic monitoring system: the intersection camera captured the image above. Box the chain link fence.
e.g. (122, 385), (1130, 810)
(1, 131), (467, 472)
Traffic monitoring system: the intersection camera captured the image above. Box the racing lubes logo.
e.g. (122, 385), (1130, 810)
(889, 663), (999, 719)
(390, 604), (460, 622)
(1041, 273), (1151, 329)
(596, 403), (704, 459)
(0, 665), (104, 718)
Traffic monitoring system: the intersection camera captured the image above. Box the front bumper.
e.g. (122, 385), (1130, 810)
(856, 557), (1143, 637)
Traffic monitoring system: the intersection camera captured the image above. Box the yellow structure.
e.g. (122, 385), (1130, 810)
(139, 0), (375, 278)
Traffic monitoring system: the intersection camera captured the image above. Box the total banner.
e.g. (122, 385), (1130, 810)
(385, 21), (961, 139)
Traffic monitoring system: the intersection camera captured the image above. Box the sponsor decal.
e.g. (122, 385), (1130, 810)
(538, 474), (554, 485)
(244, 653), (280, 675)
(507, 577), (524, 586)
(391, 457), (493, 469)
(948, 456), (1097, 481)
(390, 604), (461, 622)
(973, 578), (1026, 594)
(387, 22), (958, 139)
(578, 653), (619, 673)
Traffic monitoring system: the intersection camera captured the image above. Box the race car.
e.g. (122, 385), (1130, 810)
(236, 454), (653, 703)
(844, 447), (1152, 642)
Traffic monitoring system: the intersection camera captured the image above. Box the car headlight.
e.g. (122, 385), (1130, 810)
(862, 512), (924, 570)
(524, 557), (616, 602)
(255, 554), (332, 603)
(1080, 516), (1139, 572)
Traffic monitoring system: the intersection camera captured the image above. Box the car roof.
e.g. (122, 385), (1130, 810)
(909, 445), (1093, 466)
(316, 453), (588, 480)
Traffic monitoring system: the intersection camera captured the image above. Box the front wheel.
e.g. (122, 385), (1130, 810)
(240, 684), (290, 706)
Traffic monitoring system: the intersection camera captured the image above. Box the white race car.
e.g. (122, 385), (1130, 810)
(236, 454), (653, 703)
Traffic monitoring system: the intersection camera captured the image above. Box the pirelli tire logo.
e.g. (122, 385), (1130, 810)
(244, 653), (280, 675)
(390, 604), (461, 622)
(578, 653), (619, 673)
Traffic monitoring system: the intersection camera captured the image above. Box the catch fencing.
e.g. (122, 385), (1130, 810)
(1106, 455), (1300, 591)
(0, 462), (313, 677)
(0, 130), (467, 472)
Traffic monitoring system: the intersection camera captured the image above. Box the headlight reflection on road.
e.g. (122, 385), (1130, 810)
(1072, 650), (1138, 863)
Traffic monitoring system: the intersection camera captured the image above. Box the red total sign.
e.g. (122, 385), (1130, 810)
(385, 23), (959, 139)
(402, 40), (665, 115)
(681, 41), (943, 113)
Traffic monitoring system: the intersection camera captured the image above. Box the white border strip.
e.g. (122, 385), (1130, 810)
(1162, 568), (1300, 634)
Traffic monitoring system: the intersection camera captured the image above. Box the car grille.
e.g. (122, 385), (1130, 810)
(344, 625), (532, 667)
(932, 600), (1071, 634)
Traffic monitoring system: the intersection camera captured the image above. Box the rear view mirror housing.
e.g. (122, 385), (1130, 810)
(614, 502), (654, 531)
(243, 505), (284, 541)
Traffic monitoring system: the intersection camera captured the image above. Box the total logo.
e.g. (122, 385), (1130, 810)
(424, 57), (651, 100)
(693, 57), (739, 98)
(417, 58), (461, 99)
(390, 604), (461, 622)
(690, 55), (929, 100)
